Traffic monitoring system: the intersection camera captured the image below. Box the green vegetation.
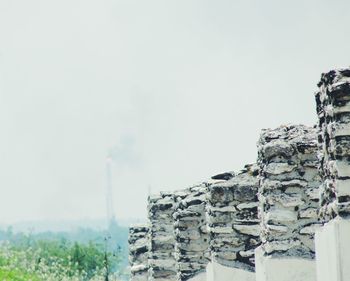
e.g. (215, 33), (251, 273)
(0, 240), (122, 280)
(0, 222), (129, 280)
(0, 268), (41, 281)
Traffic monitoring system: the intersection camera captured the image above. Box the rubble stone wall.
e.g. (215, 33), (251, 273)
(315, 68), (350, 220)
(173, 185), (210, 281)
(206, 165), (260, 272)
(129, 224), (150, 281)
(257, 124), (321, 259)
(148, 192), (177, 281)
(126, 68), (350, 280)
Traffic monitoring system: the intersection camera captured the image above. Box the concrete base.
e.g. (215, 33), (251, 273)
(255, 246), (316, 281)
(188, 272), (206, 281)
(315, 217), (350, 281)
(206, 261), (255, 281)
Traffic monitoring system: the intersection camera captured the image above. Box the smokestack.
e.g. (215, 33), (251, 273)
(105, 156), (115, 227)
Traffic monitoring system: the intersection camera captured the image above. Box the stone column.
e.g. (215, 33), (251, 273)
(314, 68), (350, 281)
(173, 185), (210, 281)
(206, 165), (260, 281)
(148, 192), (177, 281)
(129, 224), (150, 281)
(256, 124), (320, 281)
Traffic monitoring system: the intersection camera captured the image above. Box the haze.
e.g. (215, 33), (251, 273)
(1, 0), (350, 224)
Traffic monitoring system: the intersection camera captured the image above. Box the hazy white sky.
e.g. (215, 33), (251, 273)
(1, 0), (350, 224)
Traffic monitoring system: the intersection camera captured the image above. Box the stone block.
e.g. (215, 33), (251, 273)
(258, 124), (321, 259)
(129, 224), (150, 281)
(207, 164), (261, 272)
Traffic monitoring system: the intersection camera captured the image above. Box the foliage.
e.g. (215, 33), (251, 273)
(0, 238), (125, 280)
(0, 221), (129, 277)
(0, 268), (41, 281)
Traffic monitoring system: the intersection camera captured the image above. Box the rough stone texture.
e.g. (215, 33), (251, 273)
(315, 68), (350, 220)
(257, 124), (321, 259)
(148, 192), (177, 281)
(207, 164), (260, 272)
(173, 185), (210, 281)
(129, 224), (150, 281)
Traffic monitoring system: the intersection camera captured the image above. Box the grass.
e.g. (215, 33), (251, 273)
(0, 240), (125, 280)
(0, 268), (41, 281)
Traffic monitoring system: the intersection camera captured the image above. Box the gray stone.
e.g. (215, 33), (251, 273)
(316, 68), (350, 220)
(207, 164), (261, 272)
(148, 192), (177, 281)
(173, 184), (210, 281)
(258, 124), (321, 259)
(129, 224), (150, 281)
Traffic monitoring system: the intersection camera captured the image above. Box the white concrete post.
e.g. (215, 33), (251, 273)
(255, 247), (316, 281)
(315, 218), (350, 281)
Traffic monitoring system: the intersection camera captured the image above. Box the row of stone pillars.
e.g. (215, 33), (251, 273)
(129, 68), (350, 281)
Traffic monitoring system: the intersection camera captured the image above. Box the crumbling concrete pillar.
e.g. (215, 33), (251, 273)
(173, 185), (210, 281)
(256, 124), (321, 281)
(314, 68), (350, 281)
(129, 224), (150, 281)
(148, 192), (177, 281)
(206, 165), (260, 281)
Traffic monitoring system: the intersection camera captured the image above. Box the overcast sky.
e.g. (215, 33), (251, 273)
(1, 0), (350, 224)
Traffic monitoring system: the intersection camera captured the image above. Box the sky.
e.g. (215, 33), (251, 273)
(1, 0), (350, 224)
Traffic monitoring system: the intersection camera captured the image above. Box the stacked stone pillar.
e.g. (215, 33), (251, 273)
(173, 185), (210, 281)
(129, 224), (150, 281)
(148, 192), (177, 281)
(314, 68), (350, 281)
(206, 165), (260, 281)
(315, 68), (350, 219)
(256, 124), (321, 281)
